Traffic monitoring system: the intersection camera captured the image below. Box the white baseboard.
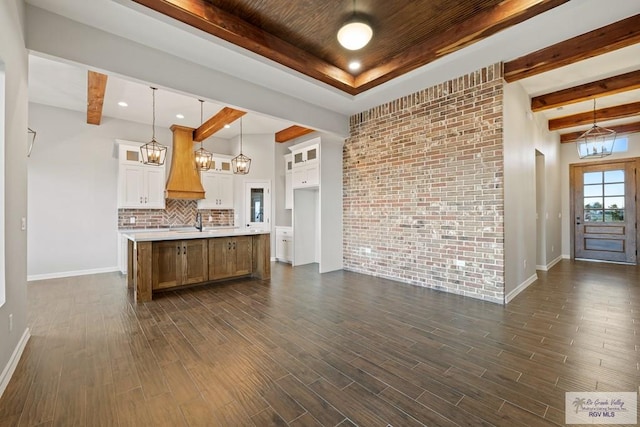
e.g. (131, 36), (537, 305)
(0, 328), (30, 399)
(27, 266), (120, 282)
(536, 255), (563, 272)
(505, 273), (538, 304)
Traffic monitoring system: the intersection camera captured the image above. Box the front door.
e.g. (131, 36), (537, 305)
(571, 160), (637, 263)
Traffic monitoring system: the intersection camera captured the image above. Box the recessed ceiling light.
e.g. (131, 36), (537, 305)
(348, 61), (361, 71)
(176, 113), (185, 119)
(224, 124), (231, 129)
(117, 101), (128, 107)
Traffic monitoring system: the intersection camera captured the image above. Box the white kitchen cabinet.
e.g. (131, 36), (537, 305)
(198, 170), (234, 209)
(211, 155), (233, 173)
(117, 142), (166, 209)
(292, 144), (318, 166)
(291, 144), (319, 189)
(284, 154), (293, 209)
(275, 226), (293, 263)
(292, 163), (319, 188)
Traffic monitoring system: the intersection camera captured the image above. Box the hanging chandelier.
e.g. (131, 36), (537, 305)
(231, 117), (251, 174)
(576, 99), (616, 159)
(140, 87), (167, 166)
(194, 99), (213, 171)
(337, 0), (372, 50)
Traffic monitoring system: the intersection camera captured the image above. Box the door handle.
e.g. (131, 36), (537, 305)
(576, 222), (581, 225)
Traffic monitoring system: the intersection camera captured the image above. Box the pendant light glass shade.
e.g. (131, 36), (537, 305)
(337, 20), (373, 50)
(194, 100), (213, 171)
(232, 117), (251, 174)
(576, 99), (616, 159)
(337, 0), (372, 50)
(140, 87), (167, 166)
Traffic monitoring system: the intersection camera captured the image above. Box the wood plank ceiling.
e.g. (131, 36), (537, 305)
(132, 0), (569, 95)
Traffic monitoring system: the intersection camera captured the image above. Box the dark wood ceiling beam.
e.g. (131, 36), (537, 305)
(354, 0), (569, 91)
(505, 14), (640, 82)
(132, 0), (357, 95)
(275, 126), (314, 143)
(87, 71), (108, 125)
(531, 70), (640, 112)
(560, 121), (640, 143)
(193, 107), (246, 142)
(549, 102), (640, 131)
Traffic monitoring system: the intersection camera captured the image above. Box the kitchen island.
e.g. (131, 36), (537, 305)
(123, 228), (270, 302)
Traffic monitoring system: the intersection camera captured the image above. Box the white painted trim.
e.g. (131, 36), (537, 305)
(27, 266), (120, 282)
(270, 257), (276, 262)
(0, 328), (30, 399)
(535, 255), (563, 272)
(562, 254), (571, 259)
(505, 273), (538, 304)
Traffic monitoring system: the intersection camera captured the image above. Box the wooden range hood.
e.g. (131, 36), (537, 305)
(165, 125), (205, 200)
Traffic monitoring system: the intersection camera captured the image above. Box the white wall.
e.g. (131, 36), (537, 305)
(27, 103), (174, 279)
(0, 0), (29, 397)
(503, 82), (561, 301)
(560, 133), (640, 257)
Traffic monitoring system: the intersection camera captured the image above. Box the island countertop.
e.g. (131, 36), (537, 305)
(123, 227), (269, 242)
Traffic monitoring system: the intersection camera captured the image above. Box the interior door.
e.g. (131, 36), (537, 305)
(572, 161), (637, 263)
(244, 181), (271, 231)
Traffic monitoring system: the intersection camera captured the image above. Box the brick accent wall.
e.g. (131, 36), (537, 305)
(343, 63), (504, 303)
(118, 199), (233, 229)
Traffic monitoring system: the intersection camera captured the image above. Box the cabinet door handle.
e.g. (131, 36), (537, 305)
(228, 242), (232, 250)
(145, 197), (148, 204)
(140, 196), (143, 203)
(232, 242), (236, 250)
(177, 246), (181, 255)
(183, 246), (186, 255)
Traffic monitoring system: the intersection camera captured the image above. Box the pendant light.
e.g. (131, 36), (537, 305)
(140, 87), (167, 166)
(576, 99), (616, 159)
(194, 99), (213, 171)
(232, 117), (251, 174)
(337, 0), (372, 50)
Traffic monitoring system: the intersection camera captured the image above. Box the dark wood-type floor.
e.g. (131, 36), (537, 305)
(1, 260), (639, 426)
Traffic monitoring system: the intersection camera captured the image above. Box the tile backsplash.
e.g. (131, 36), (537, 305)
(118, 199), (233, 229)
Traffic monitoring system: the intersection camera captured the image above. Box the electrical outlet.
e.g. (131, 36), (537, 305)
(524, 259), (527, 269)
(129, 217), (136, 224)
(552, 245), (554, 253)
(455, 260), (465, 267)
(208, 215), (213, 222)
(21, 217), (26, 231)
(9, 314), (13, 332)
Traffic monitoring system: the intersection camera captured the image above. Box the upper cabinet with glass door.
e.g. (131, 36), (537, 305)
(291, 139), (320, 188)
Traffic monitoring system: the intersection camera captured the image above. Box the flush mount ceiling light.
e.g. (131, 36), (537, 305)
(140, 87), (167, 166)
(576, 99), (616, 159)
(337, 0), (372, 50)
(348, 61), (361, 71)
(232, 117), (251, 175)
(194, 99), (213, 171)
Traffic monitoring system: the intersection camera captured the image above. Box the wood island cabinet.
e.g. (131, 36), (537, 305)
(128, 233), (270, 302)
(209, 236), (252, 280)
(152, 239), (208, 290)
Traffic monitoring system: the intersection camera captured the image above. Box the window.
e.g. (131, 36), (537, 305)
(583, 169), (625, 222)
(577, 137), (628, 158)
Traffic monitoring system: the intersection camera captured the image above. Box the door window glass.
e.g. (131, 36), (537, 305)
(583, 170), (625, 222)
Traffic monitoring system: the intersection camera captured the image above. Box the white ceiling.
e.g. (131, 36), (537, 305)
(25, 0), (640, 139)
(28, 55), (296, 139)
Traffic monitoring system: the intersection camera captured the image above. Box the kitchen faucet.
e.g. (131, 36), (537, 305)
(195, 212), (203, 231)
